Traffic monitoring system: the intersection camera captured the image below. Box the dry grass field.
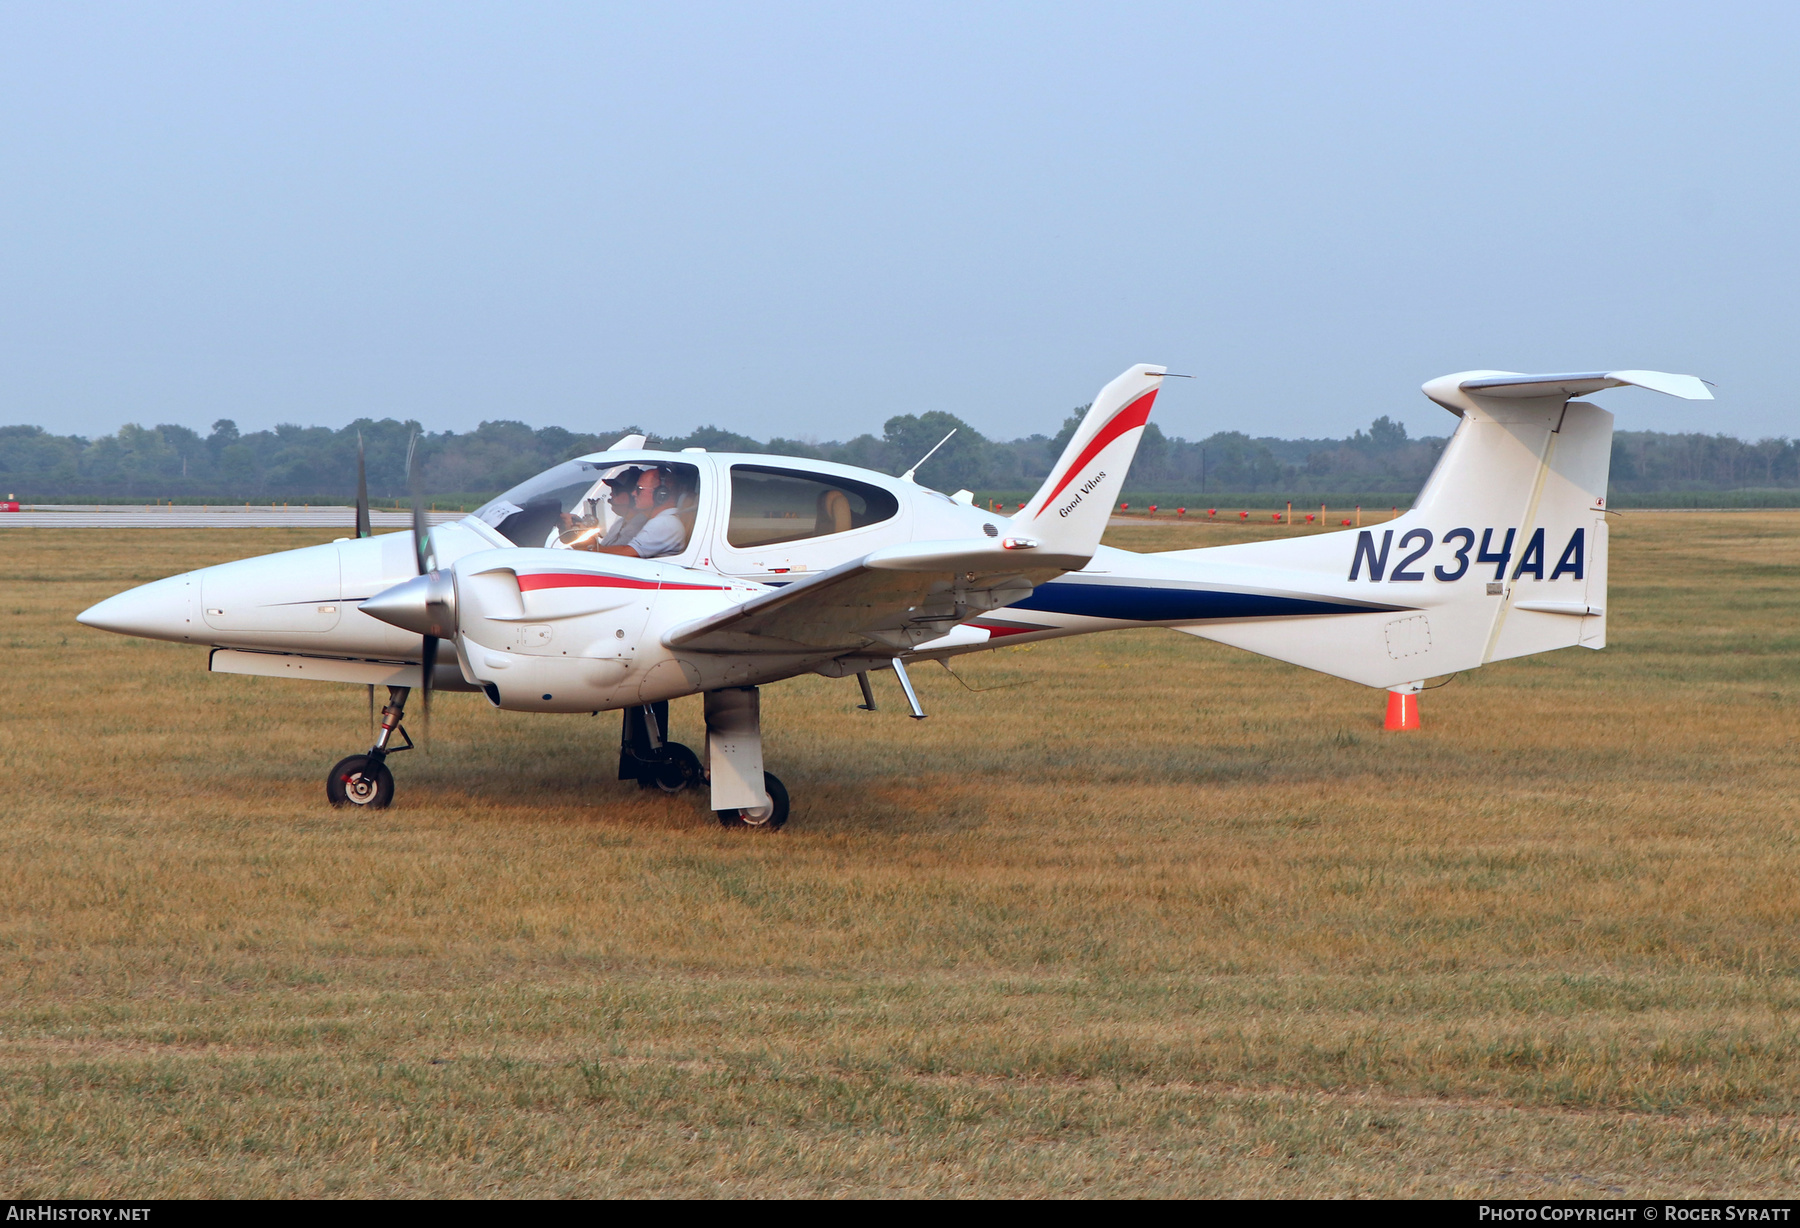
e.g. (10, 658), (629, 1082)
(1, 512), (1797, 1197)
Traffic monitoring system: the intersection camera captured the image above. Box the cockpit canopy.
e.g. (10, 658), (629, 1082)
(468, 449), (993, 578)
(472, 457), (702, 553)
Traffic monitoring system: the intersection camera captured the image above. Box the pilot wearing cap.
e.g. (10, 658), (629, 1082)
(559, 466), (646, 552)
(593, 467), (650, 549)
(593, 466), (688, 559)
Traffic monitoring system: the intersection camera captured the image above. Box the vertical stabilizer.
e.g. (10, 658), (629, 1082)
(1009, 364), (1165, 565)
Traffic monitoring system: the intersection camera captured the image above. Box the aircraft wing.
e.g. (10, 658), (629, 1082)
(662, 539), (1059, 654)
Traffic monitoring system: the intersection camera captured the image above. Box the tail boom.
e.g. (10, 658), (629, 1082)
(924, 367), (1705, 690)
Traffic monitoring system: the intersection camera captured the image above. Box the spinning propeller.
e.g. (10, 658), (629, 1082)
(357, 433), (458, 749)
(408, 433), (441, 746)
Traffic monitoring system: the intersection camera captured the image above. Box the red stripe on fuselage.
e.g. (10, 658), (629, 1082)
(1036, 388), (1158, 512)
(517, 572), (729, 593)
(968, 621), (1044, 639)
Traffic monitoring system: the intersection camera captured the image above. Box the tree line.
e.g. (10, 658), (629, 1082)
(0, 409), (1794, 501)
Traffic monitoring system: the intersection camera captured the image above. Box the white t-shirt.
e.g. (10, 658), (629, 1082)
(628, 506), (687, 559)
(598, 512), (646, 548)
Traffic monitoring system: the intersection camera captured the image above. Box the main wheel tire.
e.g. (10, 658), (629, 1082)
(652, 742), (704, 794)
(716, 771), (789, 831)
(326, 755), (394, 808)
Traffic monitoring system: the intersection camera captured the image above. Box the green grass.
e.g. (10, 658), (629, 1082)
(0, 513), (1797, 1196)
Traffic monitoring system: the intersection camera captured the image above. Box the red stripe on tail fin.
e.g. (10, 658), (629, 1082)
(1034, 388), (1158, 514)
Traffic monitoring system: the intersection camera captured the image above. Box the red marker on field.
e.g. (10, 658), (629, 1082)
(1385, 688), (1421, 731)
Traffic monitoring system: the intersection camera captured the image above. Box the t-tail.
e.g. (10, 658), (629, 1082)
(1009, 363), (1166, 567)
(1134, 369), (1711, 689)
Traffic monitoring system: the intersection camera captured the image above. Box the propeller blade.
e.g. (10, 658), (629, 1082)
(355, 432), (371, 538)
(419, 633), (437, 751)
(406, 431), (433, 575)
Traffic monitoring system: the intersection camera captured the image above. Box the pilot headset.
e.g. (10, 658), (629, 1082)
(646, 467), (673, 505)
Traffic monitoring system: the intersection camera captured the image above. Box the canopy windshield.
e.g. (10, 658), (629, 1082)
(471, 457), (703, 555)
(471, 460), (609, 548)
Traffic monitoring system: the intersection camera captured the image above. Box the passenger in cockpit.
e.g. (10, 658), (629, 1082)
(817, 487), (853, 535)
(557, 466), (635, 551)
(593, 465), (690, 559)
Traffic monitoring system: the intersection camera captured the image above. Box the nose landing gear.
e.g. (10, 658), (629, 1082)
(326, 685), (412, 808)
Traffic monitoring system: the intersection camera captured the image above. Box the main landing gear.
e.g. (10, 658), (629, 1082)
(704, 687), (789, 830)
(626, 692), (790, 830)
(619, 702), (704, 794)
(322, 686), (791, 829)
(326, 685), (412, 808)
(716, 771), (789, 830)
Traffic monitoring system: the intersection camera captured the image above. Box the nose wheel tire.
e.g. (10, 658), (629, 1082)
(326, 755), (395, 808)
(717, 771), (789, 831)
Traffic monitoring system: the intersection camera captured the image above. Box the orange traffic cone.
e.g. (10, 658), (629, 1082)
(1384, 685), (1422, 730)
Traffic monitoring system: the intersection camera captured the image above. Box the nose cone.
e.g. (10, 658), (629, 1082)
(77, 573), (200, 642)
(360, 570), (457, 638)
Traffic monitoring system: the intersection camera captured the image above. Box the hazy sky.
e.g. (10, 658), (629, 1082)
(1, 2), (1793, 444)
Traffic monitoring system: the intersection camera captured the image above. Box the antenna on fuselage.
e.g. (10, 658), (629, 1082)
(900, 429), (957, 484)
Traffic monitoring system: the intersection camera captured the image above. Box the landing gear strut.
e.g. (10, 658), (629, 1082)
(326, 685), (412, 808)
(619, 702), (703, 794)
(704, 687), (789, 830)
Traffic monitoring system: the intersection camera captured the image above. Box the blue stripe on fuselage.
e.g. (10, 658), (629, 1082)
(1012, 580), (1405, 622)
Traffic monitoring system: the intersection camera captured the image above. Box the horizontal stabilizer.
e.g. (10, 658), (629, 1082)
(1430, 369), (1711, 410)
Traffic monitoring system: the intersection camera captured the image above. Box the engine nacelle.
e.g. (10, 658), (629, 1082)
(440, 548), (785, 713)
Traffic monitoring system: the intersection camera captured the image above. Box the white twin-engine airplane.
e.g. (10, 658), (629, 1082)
(78, 363), (1711, 829)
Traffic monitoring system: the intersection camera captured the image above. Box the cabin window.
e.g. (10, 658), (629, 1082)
(726, 465), (898, 549)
